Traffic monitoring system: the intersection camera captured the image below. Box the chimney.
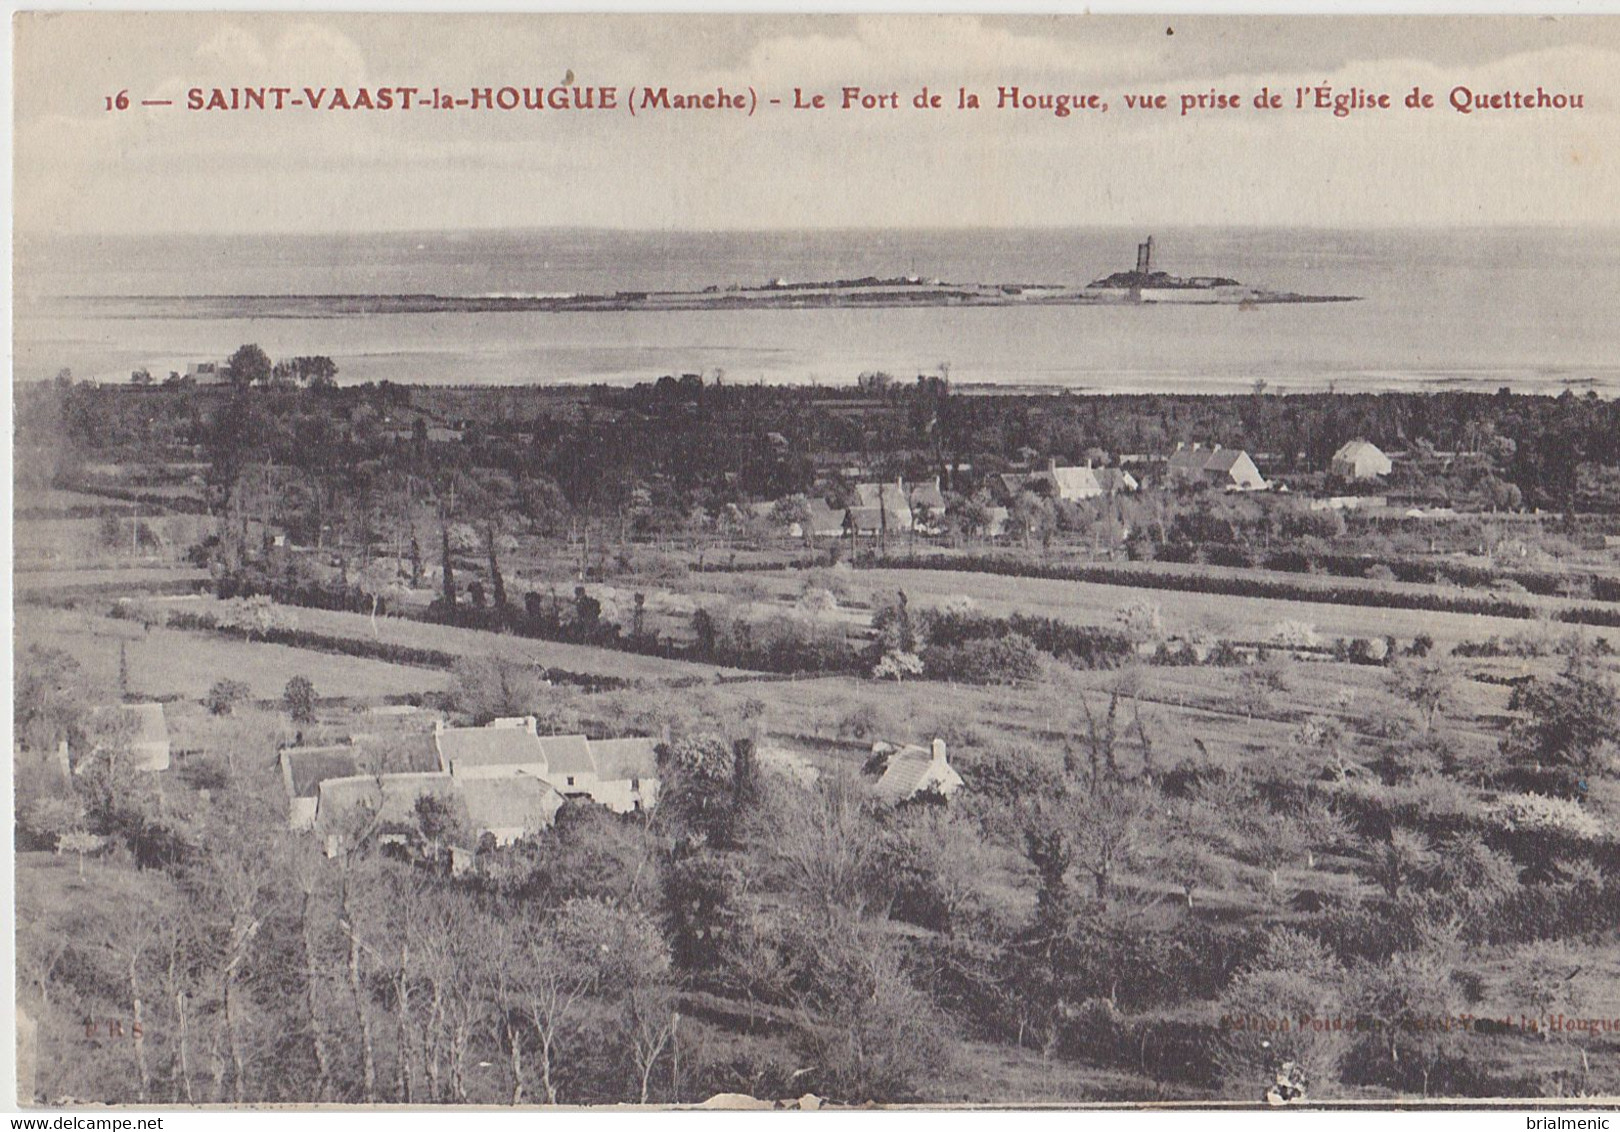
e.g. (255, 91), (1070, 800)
(1048, 457), (1057, 473)
(524, 715), (538, 736)
(931, 738), (947, 764)
(433, 719), (444, 734)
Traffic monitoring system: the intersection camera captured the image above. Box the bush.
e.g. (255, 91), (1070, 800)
(836, 703), (891, 741)
(922, 632), (1043, 685)
(283, 675), (317, 724)
(205, 679), (252, 716)
(1486, 793), (1606, 840)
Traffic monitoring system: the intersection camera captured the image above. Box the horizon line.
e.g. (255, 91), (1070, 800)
(18, 220), (1620, 240)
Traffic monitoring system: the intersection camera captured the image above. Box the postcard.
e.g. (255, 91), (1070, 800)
(11, 11), (1620, 1113)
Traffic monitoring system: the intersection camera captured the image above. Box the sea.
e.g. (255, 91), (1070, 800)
(13, 227), (1620, 395)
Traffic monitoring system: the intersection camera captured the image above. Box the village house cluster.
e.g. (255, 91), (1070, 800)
(279, 715), (660, 852)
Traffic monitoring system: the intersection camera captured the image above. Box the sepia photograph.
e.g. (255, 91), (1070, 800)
(8, 9), (1620, 1115)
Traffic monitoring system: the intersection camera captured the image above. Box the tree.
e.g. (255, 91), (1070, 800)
(514, 901), (606, 1103)
(1007, 491), (1056, 551)
(1506, 940), (1586, 1045)
(58, 830), (105, 879)
(1430, 832), (1519, 913)
(765, 772), (887, 922)
(218, 594), (295, 641)
(1386, 658), (1459, 735)
(655, 733), (738, 848)
(226, 343), (273, 388)
(946, 492), (994, 543)
(206, 679), (252, 716)
(15, 644), (101, 755)
(1350, 947), (1463, 1095)
(1116, 599), (1165, 652)
(1503, 647), (1620, 774)
(1293, 714), (1356, 782)
(1237, 655), (1292, 720)
(356, 558), (405, 638)
(1158, 837), (1231, 908)
(871, 650), (923, 683)
(449, 656), (547, 724)
(283, 676), (317, 724)
(1364, 829), (1435, 900)
(1217, 929), (1351, 1100)
(786, 918), (951, 1103)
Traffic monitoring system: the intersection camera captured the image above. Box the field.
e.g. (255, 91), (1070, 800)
(833, 567), (1620, 651)
(17, 604), (451, 701)
(171, 594), (756, 684)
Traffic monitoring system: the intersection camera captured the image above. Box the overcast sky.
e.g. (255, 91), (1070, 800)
(14, 12), (1620, 234)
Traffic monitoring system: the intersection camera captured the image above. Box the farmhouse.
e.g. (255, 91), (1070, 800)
(999, 461), (1138, 504)
(853, 479), (914, 533)
(281, 744), (368, 830)
(183, 360), (232, 386)
(1092, 467), (1141, 494)
(433, 717), (660, 813)
(1168, 443), (1268, 491)
(908, 476), (947, 513)
(1331, 439), (1394, 480)
(311, 769), (568, 851)
(869, 739), (965, 805)
(279, 734), (442, 829)
(804, 498), (849, 539)
(434, 716), (550, 777)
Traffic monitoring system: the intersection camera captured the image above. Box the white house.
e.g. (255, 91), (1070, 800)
(870, 738), (965, 805)
(1331, 439), (1394, 481)
(1168, 443), (1268, 491)
(433, 718), (660, 815)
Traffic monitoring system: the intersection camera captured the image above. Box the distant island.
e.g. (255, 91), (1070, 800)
(92, 236), (1359, 317)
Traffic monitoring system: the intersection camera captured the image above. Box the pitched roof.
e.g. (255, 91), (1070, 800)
(1332, 439), (1391, 473)
(281, 744), (364, 799)
(997, 473), (1031, 499)
(854, 482), (911, 516)
(1167, 445), (1209, 472)
(1093, 468), (1139, 493)
(845, 505), (884, 532)
(316, 771), (459, 832)
(538, 734), (596, 777)
(590, 737), (659, 781)
(804, 499), (847, 534)
(350, 731), (442, 776)
(909, 481), (947, 510)
(457, 774), (564, 835)
(1200, 448), (1249, 474)
(872, 744), (940, 804)
(1045, 465), (1103, 498)
(435, 725), (548, 771)
(316, 770), (564, 842)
